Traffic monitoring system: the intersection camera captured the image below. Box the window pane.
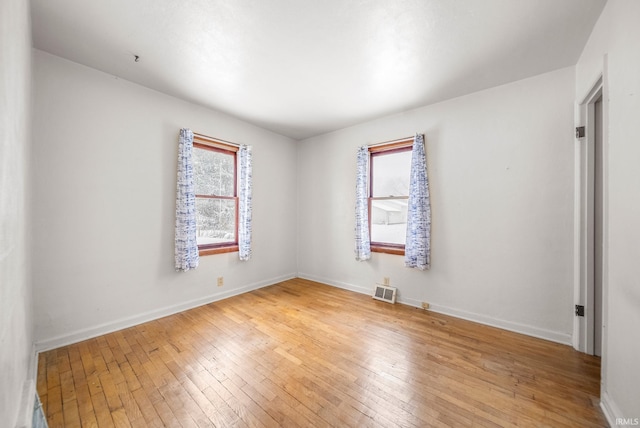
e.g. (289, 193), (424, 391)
(371, 199), (407, 245)
(193, 147), (234, 197)
(372, 150), (411, 197)
(196, 198), (236, 245)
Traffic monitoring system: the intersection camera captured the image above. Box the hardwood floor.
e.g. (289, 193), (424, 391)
(37, 278), (606, 427)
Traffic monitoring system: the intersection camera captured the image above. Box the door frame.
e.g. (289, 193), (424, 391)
(573, 74), (607, 357)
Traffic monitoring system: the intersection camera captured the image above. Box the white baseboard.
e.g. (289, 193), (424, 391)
(600, 390), (623, 427)
(35, 273), (296, 352)
(297, 272), (424, 308)
(297, 272), (572, 346)
(16, 344), (39, 428)
(37, 272), (573, 351)
(298, 272), (371, 296)
(16, 379), (35, 428)
(427, 303), (572, 345)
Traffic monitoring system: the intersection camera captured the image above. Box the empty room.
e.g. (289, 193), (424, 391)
(2, 0), (639, 426)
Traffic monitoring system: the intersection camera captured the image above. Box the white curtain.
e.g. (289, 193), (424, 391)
(238, 145), (253, 261)
(175, 128), (199, 271)
(355, 146), (371, 261)
(404, 134), (431, 270)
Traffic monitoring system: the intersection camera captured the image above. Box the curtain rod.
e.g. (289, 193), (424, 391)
(367, 134), (420, 148)
(193, 132), (241, 147)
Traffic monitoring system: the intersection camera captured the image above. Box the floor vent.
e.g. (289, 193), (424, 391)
(373, 284), (397, 304)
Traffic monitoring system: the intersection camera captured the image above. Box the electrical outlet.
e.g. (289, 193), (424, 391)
(421, 302), (430, 310)
(217, 276), (224, 287)
(383, 277), (390, 286)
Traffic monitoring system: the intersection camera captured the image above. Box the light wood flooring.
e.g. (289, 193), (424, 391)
(37, 278), (606, 427)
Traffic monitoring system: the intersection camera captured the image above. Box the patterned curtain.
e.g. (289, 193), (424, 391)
(175, 128), (199, 271)
(405, 134), (431, 270)
(238, 145), (253, 261)
(355, 146), (371, 261)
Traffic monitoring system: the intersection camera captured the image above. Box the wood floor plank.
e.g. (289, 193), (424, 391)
(220, 377), (279, 428)
(75, 383), (99, 428)
(46, 350), (61, 391)
(61, 399), (82, 427)
(45, 385), (62, 420)
(180, 376), (228, 427)
(37, 278), (607, 427)
(88, 389), (114, 428)
(149, 399), (182, 428)
(116, 380), (146, 426)
(130, 387), (163, 427)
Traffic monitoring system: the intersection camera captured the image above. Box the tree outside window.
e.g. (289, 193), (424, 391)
(193, 135), (239, 255)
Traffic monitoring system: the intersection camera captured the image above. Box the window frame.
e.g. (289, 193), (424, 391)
(368, 138), (414, 255)
(193, 134), (239, 256)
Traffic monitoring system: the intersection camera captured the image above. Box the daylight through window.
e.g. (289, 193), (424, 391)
(369, 139), (413, 254)
(193, 134), (239, 255)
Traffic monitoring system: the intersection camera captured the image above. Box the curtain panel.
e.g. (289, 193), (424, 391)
(175, 128), (199, 271)
(355, 146), (371, 261)
(238, 145), (253, 261)
(404, 134), (431, 270)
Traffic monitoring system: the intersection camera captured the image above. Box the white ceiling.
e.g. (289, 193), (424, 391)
(31, 0), (606, 140)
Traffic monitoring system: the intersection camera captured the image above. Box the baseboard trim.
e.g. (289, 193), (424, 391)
(16, 344), (39, 428)
(298, 272), (371, 296)
(427, 303), (572, 345)
(298, 273), (426, 309)
(16, 379), (35, 428)
(297, 272), (572, 346)
(600, 390), (622, 427)
(35, 273), (296, 352)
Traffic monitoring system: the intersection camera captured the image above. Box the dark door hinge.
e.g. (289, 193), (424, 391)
(575, 304), (585, 317)
(576, 126), (585, 138)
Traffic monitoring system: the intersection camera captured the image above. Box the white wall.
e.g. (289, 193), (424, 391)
(576, 0), (640, 422)
(0, 0), (34, 426)
(32, 50), (298, 349)
(297, 67), (576, 344)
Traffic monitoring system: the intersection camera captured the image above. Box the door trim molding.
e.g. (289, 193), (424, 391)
(574, 69), (608, 358)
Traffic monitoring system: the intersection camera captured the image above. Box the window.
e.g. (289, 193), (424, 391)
(369, 139), (413, 255)
(192, 134), (239, 255)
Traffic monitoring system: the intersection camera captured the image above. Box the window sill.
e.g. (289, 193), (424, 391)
(371, 245), (405, 256)
(199, 245), (239, 256)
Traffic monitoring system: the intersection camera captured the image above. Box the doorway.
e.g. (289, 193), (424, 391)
(593, 94), (603, 357)
(575, 77), (605, 357)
